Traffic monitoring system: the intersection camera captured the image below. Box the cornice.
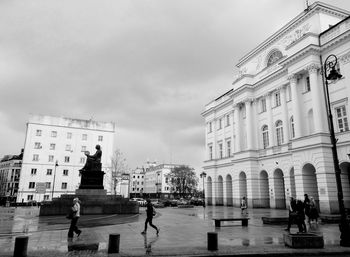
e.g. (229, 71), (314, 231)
(253, 68), (287, 90)
(320, 29), (350, 52)
(279, 44), (321, 67)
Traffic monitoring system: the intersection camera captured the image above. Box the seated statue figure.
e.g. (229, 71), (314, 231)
(79, 145), (102, 172)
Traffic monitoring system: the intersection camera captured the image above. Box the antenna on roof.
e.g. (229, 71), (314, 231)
(304, 0), (310, 12)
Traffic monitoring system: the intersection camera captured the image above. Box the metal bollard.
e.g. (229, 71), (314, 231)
(108, 233), (120, 253)
(14, 236), (28, 257)
(207, 232), (218, 251)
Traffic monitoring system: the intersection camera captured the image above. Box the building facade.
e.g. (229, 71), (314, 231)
(130, 167), (146, 198)
(17, 115), (115, 202)
(202, 2), (350, 214)
(0, 150), (22, 205)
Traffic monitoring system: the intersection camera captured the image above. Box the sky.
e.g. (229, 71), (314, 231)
(1, 0), (350, 176)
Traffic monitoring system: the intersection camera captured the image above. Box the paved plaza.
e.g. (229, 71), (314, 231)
(1, 205), (350, 256)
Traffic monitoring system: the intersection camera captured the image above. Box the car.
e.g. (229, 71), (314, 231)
(151, 199), (165, 208)
(130, 198), (147, 206)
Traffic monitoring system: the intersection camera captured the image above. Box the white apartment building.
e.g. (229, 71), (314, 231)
(202, 2), (350, 214)
(17, 115), (115, 202)
(130, 167), (146, 197)
(0, 151), (22, 205)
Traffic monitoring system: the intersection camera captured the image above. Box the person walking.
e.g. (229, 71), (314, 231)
(68, 198), (82, 238)
(304, 194), (311, 225)
(240, 196), (248, 215)
(141, 199), (159, 235)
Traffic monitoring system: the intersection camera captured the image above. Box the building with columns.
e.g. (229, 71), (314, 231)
(202, 2), (350, 214)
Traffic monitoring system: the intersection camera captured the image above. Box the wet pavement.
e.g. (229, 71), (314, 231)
(1, 205), (350, 256)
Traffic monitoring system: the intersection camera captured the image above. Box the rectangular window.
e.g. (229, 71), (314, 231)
(64, 156), (70, 163)
(82, 134), (87, 141)
(45, 182), (51, 189)
(67, 132), (72, 139)
(48, 155), (54, 162)
(80, 157), (85, 164)
(226, 140), (231, 157)
(305, 76), (311, 92)
(98, 135), (103, 141)
(44, 195), (50, 200)
(32, 154), (39, 161)
(34, 142), (41, 149)
(275, 91), (281, 107)
(218, 118), (222, 130)
(261, 98), (267, 112)
(29, 182), (35, 188)
(65, 144), (71, 151)
(208, 145), (213, 160)
(31, 169), (37, 175)
(208, 122), (212, 133)
(50, 143), (56, 150)
(81, 146), (87, 152)
(336, 105), (349, 132)
(226, 114), (230, 126)
(51, 131), (57, 137)
(218, 142), (223, 159)
(36, 129), (42, 136)
(46, 169), (52, 175)
(61, 182), (67, 189)
(63, 169), (68, 176)
(27, 195), (33, 201)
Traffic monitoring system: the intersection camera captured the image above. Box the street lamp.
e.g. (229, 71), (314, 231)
(323, 54), (350, 246)
(51, 161), (59, 201)
(200, 172), (207, 207)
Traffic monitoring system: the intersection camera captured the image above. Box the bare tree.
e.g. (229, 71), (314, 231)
(168, 165), (198, 198)
(110, 149), (128, 195)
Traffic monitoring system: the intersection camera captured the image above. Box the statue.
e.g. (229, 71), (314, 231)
(79, 145), (105, 189)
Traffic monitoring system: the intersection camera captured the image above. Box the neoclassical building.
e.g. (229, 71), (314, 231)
(202, 2), (350, 214)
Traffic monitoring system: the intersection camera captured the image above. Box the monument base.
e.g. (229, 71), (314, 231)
(39, 189), (138, 216)
(284, 233), (324, 248)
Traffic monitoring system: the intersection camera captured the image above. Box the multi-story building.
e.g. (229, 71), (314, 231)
(130, 167), (146, 198)
(0, 150), (22, 205)
(202, 2), (350, 214)
(17, 115), (115, 203)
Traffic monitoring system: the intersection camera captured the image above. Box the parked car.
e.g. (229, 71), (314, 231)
(151, 199), (165, 208)
(130, 198), (147, 207)
(177, 198), (189, 205)
(160, 199), (172, 207)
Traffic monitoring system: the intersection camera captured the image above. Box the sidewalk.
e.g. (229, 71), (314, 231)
(1, 206), (350, 256)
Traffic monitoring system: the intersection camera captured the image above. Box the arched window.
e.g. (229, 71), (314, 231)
(290, 116), (295, 139)
(262, 125), (269, 149)
(267, 50), (283, 67)
(276, 120), (284, 146)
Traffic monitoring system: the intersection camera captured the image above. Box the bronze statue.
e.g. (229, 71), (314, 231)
(79, 145), (102, 172)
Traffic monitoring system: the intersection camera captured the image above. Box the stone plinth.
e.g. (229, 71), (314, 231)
(79, 170), (105, 189)
(284, 233), (324, 248)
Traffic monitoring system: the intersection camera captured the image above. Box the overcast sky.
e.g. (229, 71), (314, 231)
(1, 0), (350, 175)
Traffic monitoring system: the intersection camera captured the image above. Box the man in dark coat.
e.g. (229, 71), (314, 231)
(141, 199), (159, 235)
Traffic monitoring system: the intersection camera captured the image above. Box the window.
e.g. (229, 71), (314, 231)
(64, 156), (70, 163)
(226, 140), (231, 157)
(65, 144), (71, 151)
(262, 125), (269, 149)
(36, 130), (42, 136)
(67, 132), (72, 139)
(31, 168), (37, 175)
(46, 169), (52, 175)
(45, 182), (51, 189)
(63, 169), (69, 176)
(274, 91), (281, 107)
(32, 154), (39, 161)
(51, 131), (57, 137)
(218, 118), (222, 130)
(34, 142), (41, 149)
(29, 182), (35, 189)
(80, 157), (85, 164)
(261, 98), (267, 112)
(208, 122), (212, 133)
(98, 135), (103, 141)
(218, 142), (223, 159)
(44, 195), (50, 200)
(305, 76), (311, 92)
(290, 116), (295, 139)
(27, 195), (33, 201)
(226, 114), (230, 126)
(48, 155), (54, 162)
(50, 143), (56, 150)
(208, 145), (213, 160)
(267, 50), (283, 66)
(276, 120), (284, 146)
(61, 182), (67, 189)
(81, 146), (87, 152)
(336, 105), (349, 132)
(82, 134), (87, 141)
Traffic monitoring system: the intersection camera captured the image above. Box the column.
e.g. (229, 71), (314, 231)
(288, 74), (303, 138)
(234, 105), (241, 153)
(266, 93), (275, 147)
(280, 85), (290, 143)
(307, 64), (328, 133)
(245, 99), (255, 150)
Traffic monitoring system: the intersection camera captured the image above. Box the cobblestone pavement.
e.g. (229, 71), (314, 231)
(1, 205), (350, 256)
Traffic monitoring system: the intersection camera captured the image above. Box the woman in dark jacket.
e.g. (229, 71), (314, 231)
(141, 199), (159, 235)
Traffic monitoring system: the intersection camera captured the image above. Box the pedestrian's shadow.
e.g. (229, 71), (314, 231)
(143, 234), (159, 255)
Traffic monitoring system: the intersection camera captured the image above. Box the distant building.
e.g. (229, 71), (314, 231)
(17, 115), (115, 203)
(202, 2), (350, 214)
(129, 167), (146, 198)
(0, 150), (23, 205)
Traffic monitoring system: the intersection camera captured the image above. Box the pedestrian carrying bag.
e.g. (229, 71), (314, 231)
(152, 207), (156, 216)
(66, 206), (75, 219)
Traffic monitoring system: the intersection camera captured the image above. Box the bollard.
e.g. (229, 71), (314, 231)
(14, 236), (28, 257)
(207, 232), (218, 251)
(108, 233), (120, 254)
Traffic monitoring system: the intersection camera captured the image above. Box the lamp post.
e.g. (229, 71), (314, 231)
(323, 54), (350, 246)
(200, 172), (206, 207)
(51, 161), (59, 201)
